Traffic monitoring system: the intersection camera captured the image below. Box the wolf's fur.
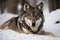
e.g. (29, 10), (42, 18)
(0, 1), (56, 37)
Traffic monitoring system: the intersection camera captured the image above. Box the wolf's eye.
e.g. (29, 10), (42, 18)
(37, 6), (41, 9)
(24, 4), (30, 10)
(26, 4), (30, 9)
(37, 2), (43, 9)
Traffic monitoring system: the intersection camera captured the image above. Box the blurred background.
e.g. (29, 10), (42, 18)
(0, 0), (60, 16)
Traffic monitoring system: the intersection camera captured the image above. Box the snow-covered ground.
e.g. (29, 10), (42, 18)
(0, 29), (60, 40)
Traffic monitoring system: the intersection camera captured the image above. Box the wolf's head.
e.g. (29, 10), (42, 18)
(18, 2), (45, 33)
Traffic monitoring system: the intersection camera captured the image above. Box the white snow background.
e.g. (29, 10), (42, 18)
(44, 9), (60, 36)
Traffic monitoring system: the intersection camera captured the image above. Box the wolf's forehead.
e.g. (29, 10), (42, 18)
(26, 11), (40, 17)
(26, 8), (40, 13)
(25, 9), (40, 16)
(27, 0), (42, 7)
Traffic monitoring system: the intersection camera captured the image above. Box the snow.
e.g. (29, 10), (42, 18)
(17, 4), (22, 11)
(0, 30), (60, 40)
(43, 9), (60, 36)
(17, 4), (22, 14)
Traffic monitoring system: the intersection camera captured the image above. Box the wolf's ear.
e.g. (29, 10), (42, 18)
(24, 3), (30, 11)
(37, 2), (43, 9)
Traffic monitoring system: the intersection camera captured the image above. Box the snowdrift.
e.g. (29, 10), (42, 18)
(0, 30), (60, 40)
(44, 9), (60, 36)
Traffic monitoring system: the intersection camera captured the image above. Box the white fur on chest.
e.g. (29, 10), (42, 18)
(22, 27), (44, 34)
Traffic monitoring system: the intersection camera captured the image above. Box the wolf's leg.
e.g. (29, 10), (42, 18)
(46, 32), (59, 37)
(40, 31), (58, 37)
(0, 20), (10, 29)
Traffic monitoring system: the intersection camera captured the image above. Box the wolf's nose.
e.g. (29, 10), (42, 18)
(32, 23), (35, 27)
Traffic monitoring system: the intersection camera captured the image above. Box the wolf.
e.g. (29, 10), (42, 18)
(0, 1), (56, 37)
